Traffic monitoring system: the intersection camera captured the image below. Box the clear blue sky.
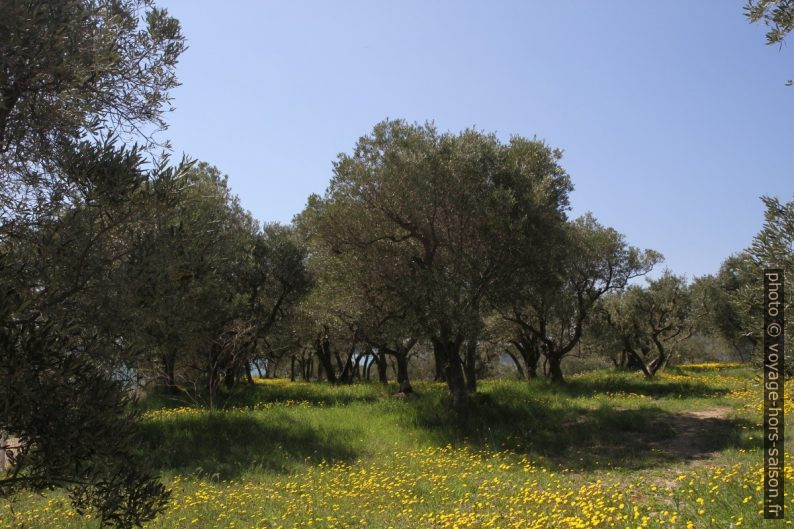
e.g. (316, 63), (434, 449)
(158, 0), (792, 279)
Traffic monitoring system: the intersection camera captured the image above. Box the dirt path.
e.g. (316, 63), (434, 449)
(652, 406), (734, 462)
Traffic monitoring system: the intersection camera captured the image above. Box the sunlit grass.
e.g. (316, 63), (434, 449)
(2, 363), (789, 528)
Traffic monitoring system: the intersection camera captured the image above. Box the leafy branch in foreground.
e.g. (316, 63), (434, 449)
(745, 0), (794, 84)
(0, 281), (169, 528)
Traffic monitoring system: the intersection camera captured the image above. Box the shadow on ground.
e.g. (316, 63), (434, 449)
(558, 376), (729, 399)
(139, 412), (359, 479)
(136, 373), (757, 477)
(225, 382), (389, 408)
(143, 382), (389, 411)
(402, 387), (757, 471)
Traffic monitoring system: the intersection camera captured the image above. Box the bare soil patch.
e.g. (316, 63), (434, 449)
(650, 406), (734, 462)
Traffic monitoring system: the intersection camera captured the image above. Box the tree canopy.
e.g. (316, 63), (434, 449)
(0, 0), (185, 235)
(305, 119), (576, 402)
(0, 1), (187, 526)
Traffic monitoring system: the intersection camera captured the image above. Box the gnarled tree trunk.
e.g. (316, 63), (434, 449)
(432, 335), (467, 407)
(375, 350), (388, 383)
(315, 336), (337, 383)
(547, 352), (564, 383)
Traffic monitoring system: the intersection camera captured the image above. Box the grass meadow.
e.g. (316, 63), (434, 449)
(1, 364), (790, 529)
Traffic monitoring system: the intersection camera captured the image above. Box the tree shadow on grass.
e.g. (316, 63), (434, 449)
(142, 382), (389, 412)
(223, 382), (387, 408)
(403, 389), (757, 471)
(557, 376), (730, 399)
(138, 412), (359, 479)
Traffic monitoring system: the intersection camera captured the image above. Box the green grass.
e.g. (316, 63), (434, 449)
(1, 365), (789, 528)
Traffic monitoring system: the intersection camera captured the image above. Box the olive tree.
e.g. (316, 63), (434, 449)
(724, 195), (793, 372)
(311, 119), (572, 405)
(302, 206), (422, 390)
(0, 141), (187, 527)
(593, 272), (696, 378)
(0, 2), (185, 523)
(691, 261), (757, 362)
(0, 0), (185, 204)
(118, 163), (310, 403)
(0, 283), (168, 528)
(499, 215), (660, 383)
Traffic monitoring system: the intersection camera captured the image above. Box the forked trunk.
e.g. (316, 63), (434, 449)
(395, 350), (412, 393)
(432, 336), (468, 407)
(625, 349), (653, 378)
(316, 338), (337, 383)
(513, 335), (541, 380)
(338, 347), (356, 383)
(547, 354), (564, 383)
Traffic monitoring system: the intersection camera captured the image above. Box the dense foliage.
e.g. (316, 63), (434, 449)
(1, 1), (791, 527)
